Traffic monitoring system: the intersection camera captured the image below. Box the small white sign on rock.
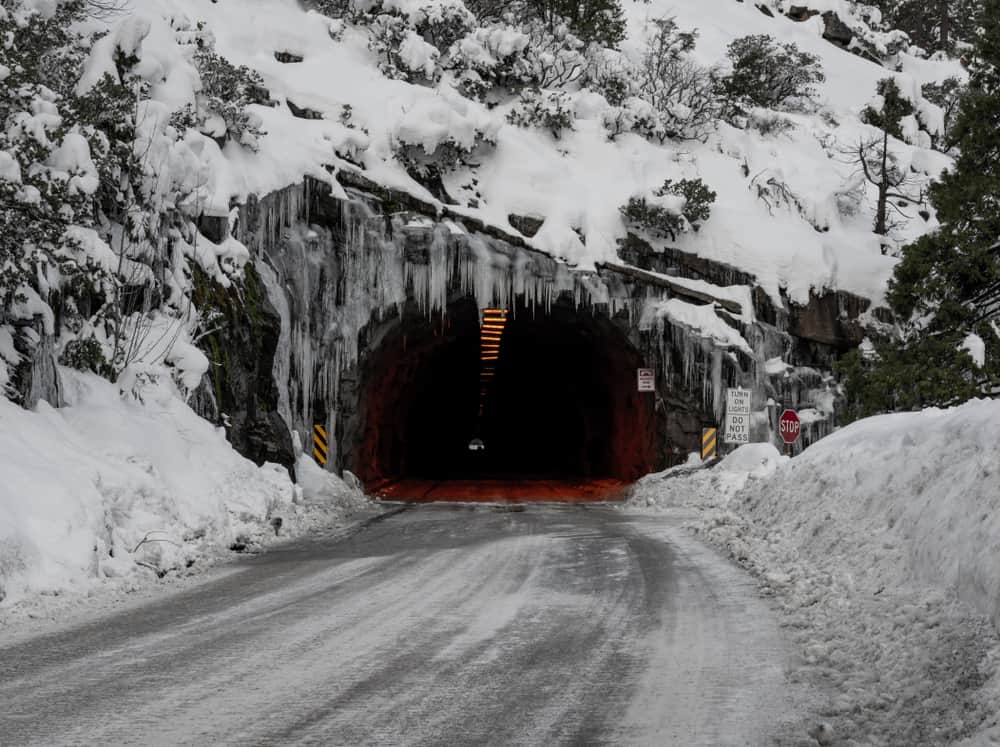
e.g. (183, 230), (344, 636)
(637, 368), (655, 392)
(724, 388), (751, 444)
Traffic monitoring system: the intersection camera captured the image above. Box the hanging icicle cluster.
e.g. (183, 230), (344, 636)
(237, 181), (786, 460)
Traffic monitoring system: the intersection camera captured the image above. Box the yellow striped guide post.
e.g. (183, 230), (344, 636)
(313, 424), (329, 466)
(701, 427), (718, 461)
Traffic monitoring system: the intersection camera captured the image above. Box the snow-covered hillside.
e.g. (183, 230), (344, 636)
(630, 399), (1000, 744)
(105, 0), (961, 307)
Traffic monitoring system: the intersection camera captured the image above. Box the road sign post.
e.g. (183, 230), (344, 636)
(723, 388), (751, 445)
(778, 409), (800, 455)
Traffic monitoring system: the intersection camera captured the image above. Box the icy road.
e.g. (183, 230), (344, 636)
(0, 504), (803, 745)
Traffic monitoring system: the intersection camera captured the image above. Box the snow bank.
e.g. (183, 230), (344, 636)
(742, 399), (1000, 629)
(630, 442), (784, 508)
(630, 402), (1000, 743)
(0, 369), (297, 605)
(636, 399), (1000, 629)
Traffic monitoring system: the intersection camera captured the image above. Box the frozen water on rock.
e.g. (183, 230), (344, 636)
(243, 181), (841, 457)
(246, 184), (707, 452)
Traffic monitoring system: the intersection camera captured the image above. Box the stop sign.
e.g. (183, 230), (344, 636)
(779, 409), (801, 444)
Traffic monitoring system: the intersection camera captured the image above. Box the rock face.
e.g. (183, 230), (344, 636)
(507, 213), (545, 238)
(787, 290), (868, 349)
(3, 173), (872, 478)
(821, 11), (854, 48)
(9, 317), (62, 409)
(618, 231), (870, 351)
(787, 6), (819, 22)
(190, 263), (295, 471)
(199, 177), (872, 480)
(784, 5), (853, 49)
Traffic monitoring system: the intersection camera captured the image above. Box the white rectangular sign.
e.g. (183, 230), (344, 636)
(637, 368), (655, 392)
(724, 388), (751, 444)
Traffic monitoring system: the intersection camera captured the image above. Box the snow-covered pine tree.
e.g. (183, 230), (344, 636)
(839, 0), (1000, 417)
(855, 77), (924, 247)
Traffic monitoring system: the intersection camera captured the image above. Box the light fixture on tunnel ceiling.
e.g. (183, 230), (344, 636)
(474, 308), (509, 441)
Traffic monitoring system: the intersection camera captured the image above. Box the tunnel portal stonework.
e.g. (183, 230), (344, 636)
(195, 176), (868, 485)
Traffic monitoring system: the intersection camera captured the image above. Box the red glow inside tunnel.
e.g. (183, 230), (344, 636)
(347, 297), (658, 502)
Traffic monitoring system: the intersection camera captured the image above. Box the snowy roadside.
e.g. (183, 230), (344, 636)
(0, 368), (384, 640)
(627, 401), (1000, 746)
(0, 500), (394, 647)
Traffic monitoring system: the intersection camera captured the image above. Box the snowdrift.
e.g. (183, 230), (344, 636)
(739, 399), (1000, 629)
(0, 369), (348, 606)
(638, 399), (1000, 628)
(631, 401), (1000, 743)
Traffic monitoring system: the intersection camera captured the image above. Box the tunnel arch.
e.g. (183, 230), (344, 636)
(342, 295), (660, 489)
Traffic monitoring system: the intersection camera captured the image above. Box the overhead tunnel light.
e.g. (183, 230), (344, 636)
(475, 308), (509, 430)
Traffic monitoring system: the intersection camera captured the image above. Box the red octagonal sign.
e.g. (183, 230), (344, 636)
(779, 409), (801, 444)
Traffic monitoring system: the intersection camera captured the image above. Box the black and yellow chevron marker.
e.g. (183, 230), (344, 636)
(701, 427), (718, 461)
(313, 424), (329, 466)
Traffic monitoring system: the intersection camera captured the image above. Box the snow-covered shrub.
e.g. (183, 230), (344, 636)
(602, 96), (661, 140)
(392, 97), (496, 181)
(445, 17), (585, 98)
(620, 177), (716, 241)
(720, 34), (825, 113)
(308, 0), (355, 18)
(522, 18), (587, 88)
(418, 0), (477, 53)
(834, 173), (865, 218)
(631, 18), (720, 142)
(368, 12), (441, 81)
(747, 110), (796, 138)
(507, 88), (575, 138)
(583, 47), (635, 106)
(467, 0), (625, 47)
(331, 2), (471, 80)
(537, 0), (626, 48)
(394, 129), (494, 177)
(59, 336), (112, 376)
(446, 22), (534, 98)
(192, 43), (269, 150)
(748, 169), (806, 219)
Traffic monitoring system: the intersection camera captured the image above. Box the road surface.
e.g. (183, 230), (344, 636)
(0, 504), (804, 745)
(373, 478), (630, 502)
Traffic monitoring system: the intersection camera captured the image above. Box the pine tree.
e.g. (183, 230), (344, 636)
(855, 78), (923, 244)
(840, 0), (1000, 417)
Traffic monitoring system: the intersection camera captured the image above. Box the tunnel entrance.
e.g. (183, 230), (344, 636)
(346, 296), (660, 501)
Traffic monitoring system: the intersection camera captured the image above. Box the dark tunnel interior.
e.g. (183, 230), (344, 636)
(350, 296), (659, 487)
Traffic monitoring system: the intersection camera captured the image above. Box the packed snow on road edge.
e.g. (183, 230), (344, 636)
(0, 367), (370, 617)
(630, 399), (1000, 744)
